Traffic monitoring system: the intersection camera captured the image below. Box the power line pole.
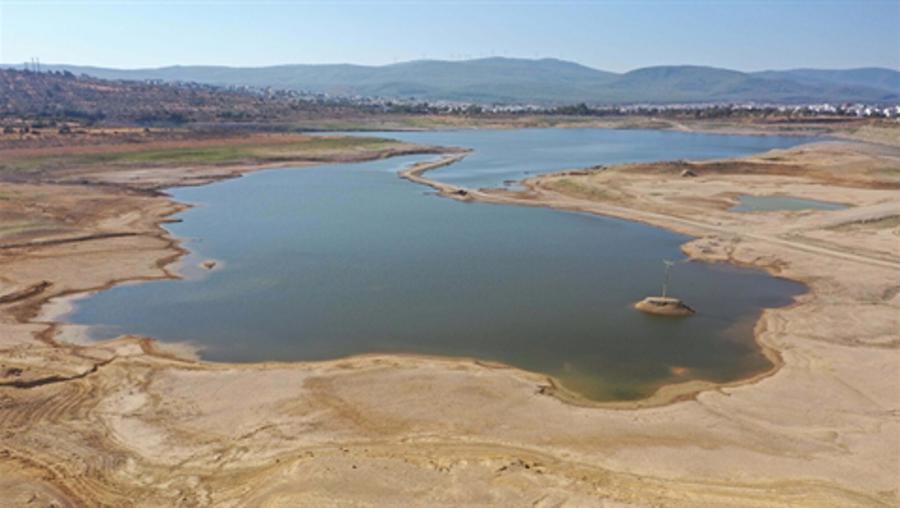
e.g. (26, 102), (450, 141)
(661, 260), (675, 298)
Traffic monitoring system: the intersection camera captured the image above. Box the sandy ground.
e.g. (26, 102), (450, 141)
(1, 130), (898, 507)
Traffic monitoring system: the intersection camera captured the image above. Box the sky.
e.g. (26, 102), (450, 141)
(1, 0), (898, 72)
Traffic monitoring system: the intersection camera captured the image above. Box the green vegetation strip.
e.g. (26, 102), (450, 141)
(546, 178), (619, 201)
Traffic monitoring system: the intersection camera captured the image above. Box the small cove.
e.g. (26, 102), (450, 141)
(67, 129), (812, 401)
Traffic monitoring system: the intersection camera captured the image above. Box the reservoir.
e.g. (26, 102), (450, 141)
(68, 129), (810, 401)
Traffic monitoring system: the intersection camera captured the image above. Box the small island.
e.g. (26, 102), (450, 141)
(634, 260), (695, 317)
(634, 296), (696, 317)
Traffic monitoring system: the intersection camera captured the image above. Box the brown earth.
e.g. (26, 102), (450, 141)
(0, 128), (898, 507)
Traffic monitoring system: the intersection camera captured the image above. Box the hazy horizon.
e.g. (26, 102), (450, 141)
(5, 56), (899, 74)
(1, 0), (897, 72)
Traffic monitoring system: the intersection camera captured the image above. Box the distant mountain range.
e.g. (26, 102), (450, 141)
(7, 58), (899, 105)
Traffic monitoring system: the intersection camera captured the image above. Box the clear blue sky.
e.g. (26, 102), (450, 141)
(1, 0), (898, 71)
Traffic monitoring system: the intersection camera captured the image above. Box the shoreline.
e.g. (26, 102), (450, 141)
(2, 130), (898, 506)
(36, 147), (794, 409)
(397, 152), (806, 409)
(312, 116), (900, 147)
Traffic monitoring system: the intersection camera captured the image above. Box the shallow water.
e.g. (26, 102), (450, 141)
(731, 194), (848, 212)
(356, 128), (816, 189)
(69, 129), (810, 401)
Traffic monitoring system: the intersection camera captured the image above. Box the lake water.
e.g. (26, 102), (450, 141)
(346, 128), (816, 189)
(731, 194), (848, 212)
(68, 129), (810, 401)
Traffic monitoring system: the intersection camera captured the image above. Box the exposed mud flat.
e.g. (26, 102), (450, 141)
(1, 133), (898, 506)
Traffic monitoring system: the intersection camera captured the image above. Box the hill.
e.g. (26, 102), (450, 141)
(0, 68), (366, 125)
(15, 58), (900, 105)
(754, 68), (900, 93)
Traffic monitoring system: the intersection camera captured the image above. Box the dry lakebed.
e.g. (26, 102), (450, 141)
(0, 128), (898, 507)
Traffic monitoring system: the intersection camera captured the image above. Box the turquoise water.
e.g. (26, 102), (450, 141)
(68, 129), (810, 400)
(731, 194), (848, 212)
